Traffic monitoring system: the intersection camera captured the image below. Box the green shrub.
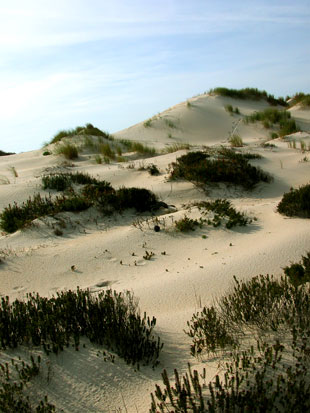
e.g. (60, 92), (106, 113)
(289, 93), (310, 108)
(210, 87), (287, 106)
(196, 199), (252, 229)
(99, 143), (115, 159)
(225, 104), (234, 114)
(0, 194), (91, 233)
(115, 187), (160, 212)
(42, 172), (98, 191)
(277, 184), (310, 218)
(164, 119), (176, 129)
(42, 150), (51, 156)
(55, 143), (78, 159)
(175, 215), (201, 232)
(146, 164), (160, 175)
(169, 150), (271, 190)
(50, 124), (112, 144)
(284, 252), (310, 286)
(0, 289), (163, 367)
(144, 119), (152, 127)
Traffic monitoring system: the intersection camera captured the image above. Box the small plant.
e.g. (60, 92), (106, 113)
(270, 132), (278, 139)
(55, 143), (79, 160)
(94, 154), (102, 164)
(143, 250), (155, 260)
(144, 118), (152, 128)
(225, 104), (234, 114)
(8, 166), (18, 178)
(164, 119), (176, 129)
(43, 150), (51, 156)
(210, 87), (287, 106)
(146, 164), (160, 176)
(300, 140), (306, 151)
(277, 184), (310, 218)
(175, 215), (201, 232)
(229, 134), (243, 147)
(99, 143), (115, 159)
(186, 100), (192, 108)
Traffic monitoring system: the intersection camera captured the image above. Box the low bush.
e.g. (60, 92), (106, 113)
(196, 199), (252, 229)
(0, 150), (15, 156)
(146, 164), (160, 175)
(50, 124), (111, 144)
(277, 184), (310, 218)
(54, 143), (79, 159)
(169, 150), (271, 190)
(210, 87), (287, 106)
(0, 194), (91, 233)
(119, 140), (156, 156)
(175, 216), (201, 232)
(42, 172), (98, 192)
(244, 108), (299, 137)
(284, 252), (310, 286)
(42, 150), (51, 156)
(0, 289), (163, 367)
(289, 93), (310, 108)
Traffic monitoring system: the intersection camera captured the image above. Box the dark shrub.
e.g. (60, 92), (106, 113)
(115, 187), (160, 212)
(42, 172), (98, 192)
(210, 87), (287, 106)
(0, 289), (163, 367)
(169, 150), (271, 190)
(175, 216), (201, 232)
(284, 252), (310, 286)
(277, 184), (310, 218)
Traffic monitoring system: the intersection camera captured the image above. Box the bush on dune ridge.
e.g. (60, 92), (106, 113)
(50, 123), (112, 144)
(277, 184), (310, 218)
(210, 87), (287, 106)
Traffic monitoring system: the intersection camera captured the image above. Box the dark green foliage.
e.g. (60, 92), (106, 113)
(0, 356), (55, 412)
(42, 151), (51, 156)
(119, 140), (156, 155)
(169, 150), (271, 190)
(115, 187), (161, 212)
(0, 194), (91, 233)
(0, 289), (163, 367)
(289, 93), (310, 108)
(284, 252), (310, 286)
(175, 216), (201, 232)
(50, 124), (111, 144)
(147, 164), (160, 175)
(210, 87), (287, 106)
(277, 184), (310, 218)
(244, 108), (299, 136)
(196, 199), (252, 229)
(0, 150), (15, 156)
(42, 172), (98, 191)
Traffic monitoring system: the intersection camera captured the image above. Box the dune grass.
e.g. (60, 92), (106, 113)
(289, 93), (310, 108)
(54, 142), (79, 159)
(50, 124), (112, 144)
(210, 87), (287, 106)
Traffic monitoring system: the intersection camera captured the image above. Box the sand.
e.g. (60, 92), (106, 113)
(0, 93), (310, 412)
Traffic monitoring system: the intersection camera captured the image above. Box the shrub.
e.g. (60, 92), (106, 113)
(42, 150), (51, 156)
(289, 93), (310, 108)
(225, 104), (234, 114)
(144, 119), (152, 127)
(0, 150), (15, 156)
(147, 164), (160, 175)
(99, 143), (115, 159)
(210, 87), (287, 106)
(169, 150), (271, 190)
(284, 252), (310, 286)
(55, 143), (78, 159)
(0, 194), (91, 233)
(115, 187), (161, 212)
(277, 184), (310, 218)
(175, 216), (201, 232)
(164, 119), (176, 129)
(0, 289), (163, 367)
(119, 140), (156, 156)
(42, 172), (98, 191)
(196, 199), (252, 229)
(50, 124), (111, 144)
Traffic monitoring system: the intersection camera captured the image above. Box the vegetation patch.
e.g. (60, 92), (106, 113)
(210, 87), (287, 106)
(229, 134), (243, 147)
(54, 142), (79, 160)
(50, 123), (112, 144)
(0, 150), (15, 156)
(244, 108), (299, 136)
(195, 199), (252, 229)
(42, 172), (98, 191)
(175, 216), (202, 232)
(277, 184), (310, 218)
(0, 356), (55, 411)
(289, 93), (310, 108)
(0, 289), (163, 367)
(169, 149), (271, 190)
(284, 252), (310, 287)
(151, 267), (310, 411)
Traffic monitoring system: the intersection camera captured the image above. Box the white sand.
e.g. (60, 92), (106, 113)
(1, 94), (310, 412)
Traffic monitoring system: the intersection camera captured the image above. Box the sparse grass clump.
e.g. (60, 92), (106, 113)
(289, 93), (310, 108)
(169, 149), (271, 190)
(277, 184), (310, 218)
(0, 289), (163, 367)
(210, 87), (287, 106)
(229, 134), (243, 147)
(119, 140), (156, 156)
(144, 118), (152, 128)
(164, 119), (176, 129)
(54, 142), (79, 159)
(50, 124), (112, 144)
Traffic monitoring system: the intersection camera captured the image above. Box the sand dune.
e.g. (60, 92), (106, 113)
(0, 93), (310, 411)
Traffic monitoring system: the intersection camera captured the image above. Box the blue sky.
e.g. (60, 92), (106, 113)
(1, 0), (309, 153)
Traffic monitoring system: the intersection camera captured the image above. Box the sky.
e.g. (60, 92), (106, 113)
(0, 0), (310, 153)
